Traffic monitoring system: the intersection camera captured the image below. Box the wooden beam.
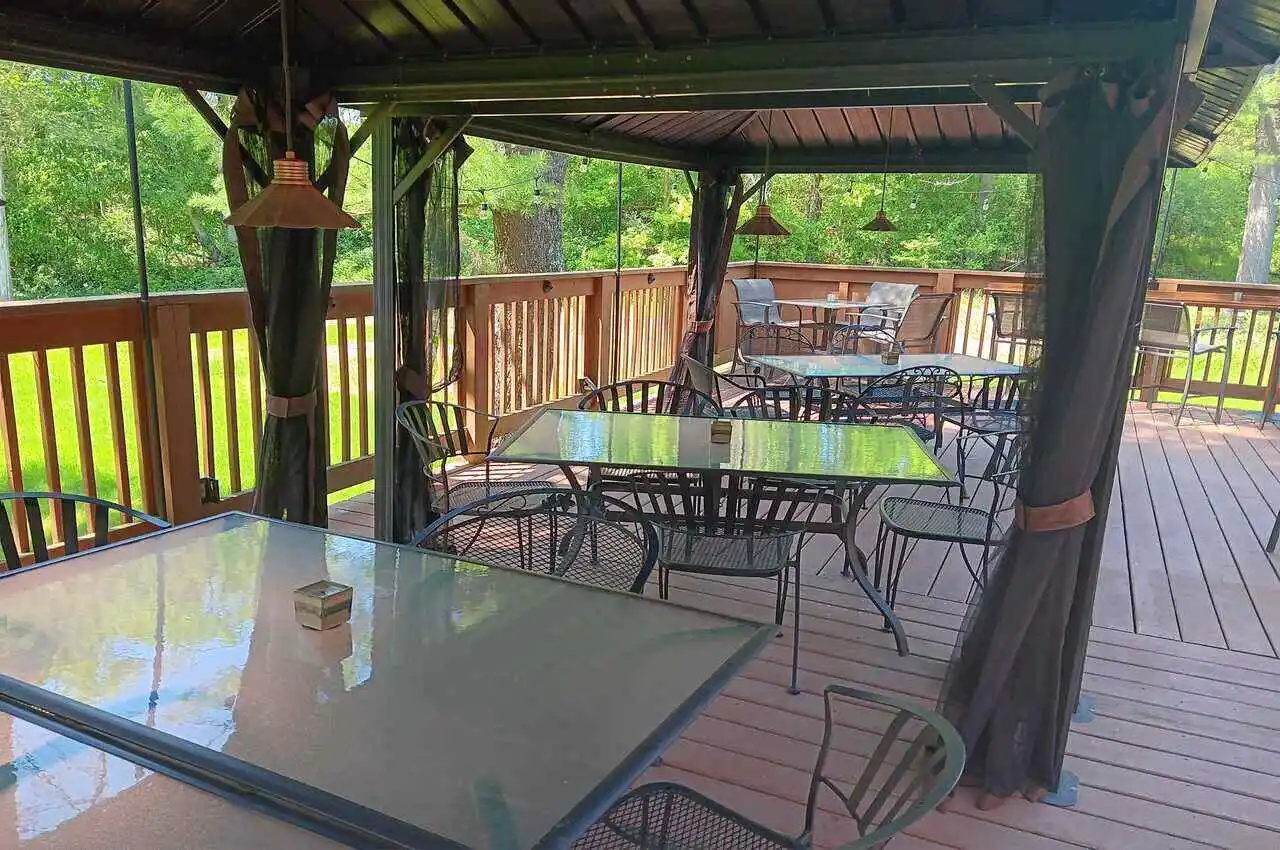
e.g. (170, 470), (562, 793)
(971, 81), (1040, 148)
(328, 21), (1179, 102)
(392, 119), (472, 205)
(350, 101), (396, 157)
(179, 86), (269, 188)
(371, 123), (396, 541)
(723, 146), (1032, 174)
(1183, 0), (1220, 74)
(386, 84), (1044, 116)
(467, 116), (707, 170)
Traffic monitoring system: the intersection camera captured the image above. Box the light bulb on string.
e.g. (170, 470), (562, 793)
(479, 190), (489, 213)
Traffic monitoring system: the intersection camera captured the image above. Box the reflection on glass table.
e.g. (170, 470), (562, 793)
(0, 513), (770, 849)
(0, 713), (341, 848)
(745, 352), (1026, 381)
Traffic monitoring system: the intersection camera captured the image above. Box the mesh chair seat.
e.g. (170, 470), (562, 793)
(939, 407), (1027, 436)
(880, 496), (1004, 544)
(657, 525), (799, 576)
(572, 782), (796, 849)
(430, 479), (552, 513)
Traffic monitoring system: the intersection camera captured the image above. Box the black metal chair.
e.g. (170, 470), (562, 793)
(855, 365), (964, 449)
(937, 374), (1028, 496)
(0, 492), (170, 571)
(679, 355), (766, 408)
(873, 434), (1021, 617)
(579, 379), (721, 417)
(728, 385), (865, 424)
(412, 487), (659, 595)
(396, 399), (545, 515)
(572, 684), (965, 849)
(736, 325), (816, 383)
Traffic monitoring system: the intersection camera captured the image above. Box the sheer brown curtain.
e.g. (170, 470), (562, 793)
(223, 89), (351, 526)
(675, 168), (743, 370)
(941, 59), (1202, 800)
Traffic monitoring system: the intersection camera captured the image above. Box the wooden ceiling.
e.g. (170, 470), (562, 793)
(1, 1), (1277, 172)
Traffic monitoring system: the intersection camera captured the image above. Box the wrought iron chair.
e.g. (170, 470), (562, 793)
(1133, 301), (1235, 425)
(627, 471), (824, 693)
(412, 488), (659, 595)
(396, 400), (544, 515)
(728, 385), (865, 424)
(579, 379), (721, 417)
(679, 355), (766, 408)
(846, 292), (955, 356)
(571, 684), (965, 850)
(855, 365), (964, 449)
(0, 492), (170, 571)
(937, 374), (1028, 497)
(873, 434), (1021, 618)
(736, 325), (816, 382)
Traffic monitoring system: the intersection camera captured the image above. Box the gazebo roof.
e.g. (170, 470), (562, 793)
(2, 1), (1277, 171)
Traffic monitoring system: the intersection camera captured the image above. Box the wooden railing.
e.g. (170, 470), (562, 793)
(3, 260), (1278, 530)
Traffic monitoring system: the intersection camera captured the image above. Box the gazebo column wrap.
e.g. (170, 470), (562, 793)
(941, 59), (1201, 800)
(389, 117), (469, 542)
(679, 167), (743, 367)
(223, 89), (351, 526)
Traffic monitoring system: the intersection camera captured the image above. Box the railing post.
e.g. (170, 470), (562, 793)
(150, 303), (203, 523)
(585, 274), (617, 387)
(461, 282), (495, 442)
(934, 271), (957, 353)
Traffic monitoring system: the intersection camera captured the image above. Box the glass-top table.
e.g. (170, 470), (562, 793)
(770, 297), (872, 311)
(491, 408), (954, 485)
(746, 352), (1025, 380)
(0, 513), (770, 849)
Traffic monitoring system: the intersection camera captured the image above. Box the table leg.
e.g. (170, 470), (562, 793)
(830, 486), (910, 657)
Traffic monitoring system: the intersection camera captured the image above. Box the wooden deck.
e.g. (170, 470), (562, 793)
(329, 403), (1280, 849)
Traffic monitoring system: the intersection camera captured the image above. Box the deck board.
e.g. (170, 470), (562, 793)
(328, 403), (1280, 849)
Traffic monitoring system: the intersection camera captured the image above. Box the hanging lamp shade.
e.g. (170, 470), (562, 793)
(861, 209), (897, 232)
(226, 152), (361, 229)
(736, 202), (791, 237)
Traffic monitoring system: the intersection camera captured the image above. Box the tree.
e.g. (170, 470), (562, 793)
(0, 151), (11, 300)
(1237, 64), (1280, 283)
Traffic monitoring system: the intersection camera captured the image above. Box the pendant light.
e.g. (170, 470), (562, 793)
(225, 0), (360, 230)
(862, 107), (898, 232)
(736, 111), (791, 237)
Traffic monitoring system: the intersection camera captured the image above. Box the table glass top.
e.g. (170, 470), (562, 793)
(492, 409), (955, 485)
(0, 713), (341, 849)
(746, 353), (1026, 379)
(0, 514), (768, 849)
(770, 298), (870, 310)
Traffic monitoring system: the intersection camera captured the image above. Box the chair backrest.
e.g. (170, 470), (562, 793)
(679, 355), (722, 404)
(857, 366), (963, 442)
(1139, 301), (1191, 351)
(730, 278), (778, 326)
(579, 380), (722, 417)
(990, 291), (1037, 342)
(801, 685), (964, 848)
(628, 472), (825, 538)
(736, 325), (814, 381)
(730, 386), (864, 424)
(860, 282), (919, 329)
(0, 492), (170, 571)
(396, 400), (493, 475)
(894, 293), (954, 352)
(412, 488), (659, 594)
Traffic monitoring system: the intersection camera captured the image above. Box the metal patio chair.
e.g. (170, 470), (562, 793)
(736, 325), (816, 382)
(937, 373), (1028, 496)
(839, 292), (954, 356)
(1133, 301), (1235, 425)
(730, 278), (800, 333)
(989, 291), (1038, 356)
(579, 379), (721, 417)
(831, 281), (918, 352)
(0, 492), (170, 571)
(627, 471), (824, 692)
(572, 684), (964, 850)
(728, 384), (865, 424)
(873, 434), (1021, 618)
(855, 365), (964, 449)
(679, 354), (766, 408)
(397, 400), (546, 515)
(413, 487), (659, 595)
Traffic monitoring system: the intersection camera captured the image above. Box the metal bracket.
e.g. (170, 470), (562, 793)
(1039, 769), (1079, 808)
(1071, 693), (1097, 724)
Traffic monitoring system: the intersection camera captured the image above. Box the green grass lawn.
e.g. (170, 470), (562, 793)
(1, 322), (374, 511)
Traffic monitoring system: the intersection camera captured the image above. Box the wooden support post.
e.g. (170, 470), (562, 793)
(150, 304), (202, 523)
(934, 272), (957, 353)
(461, 283), (494, 445)
(371, 121), (396, 540)
(585, 275), (618, 388)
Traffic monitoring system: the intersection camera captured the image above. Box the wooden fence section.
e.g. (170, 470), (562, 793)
(4, 262), (1279, 531)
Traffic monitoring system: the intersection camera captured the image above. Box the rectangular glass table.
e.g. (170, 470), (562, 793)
(491, 409), (957, 662)
(745, 352), (1025, 381)
(0, 513), (771, 849)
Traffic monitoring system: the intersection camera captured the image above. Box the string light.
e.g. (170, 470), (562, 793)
(479, 190), (489, 213)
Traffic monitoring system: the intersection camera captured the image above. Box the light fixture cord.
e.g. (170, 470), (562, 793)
(879, 108), (894, 210)
(281, 0), (294, 152)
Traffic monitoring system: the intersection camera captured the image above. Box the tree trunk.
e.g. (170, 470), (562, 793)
(1238, 67), (1280, 284)
(491, 147), (569, 274)
(0, 152), (11, 301)
(805, 174), (822, 262)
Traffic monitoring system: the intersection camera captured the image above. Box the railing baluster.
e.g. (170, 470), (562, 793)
(32, 350), (62, 540)
(357, 315), (370, 456)
(337, 318), (352, 463)
(103, 342), (132, 509)
(222, 329), (242, 494)
(247, 330), (263, 466)
(194, 331), (216, 481)
(0, 353), (29, 551)
(1239, 309), (1257, 385)
(68, 346), (98, 505)
(127, 339), (159, 515)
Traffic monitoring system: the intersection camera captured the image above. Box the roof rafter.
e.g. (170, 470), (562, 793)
(328, 20), (1178, 103)
(466, 116), (710, 170)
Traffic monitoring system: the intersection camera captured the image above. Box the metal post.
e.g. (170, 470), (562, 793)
(613, 160), (623, 380)
(372, 121), (397, 540)
(123, 81), (167, 518)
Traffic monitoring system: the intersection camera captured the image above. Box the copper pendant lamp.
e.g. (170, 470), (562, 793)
(736, 111), (791, 237)
(861, 107), (898, 233)
(225, 0), (360, 230)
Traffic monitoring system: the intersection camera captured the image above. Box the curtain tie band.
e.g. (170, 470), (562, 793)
(689, 319), (715, 332)
(265, 391), (317, 418)
(1015, 491), (1095, 532)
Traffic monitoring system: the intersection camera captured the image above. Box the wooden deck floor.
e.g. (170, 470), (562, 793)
(329, 403), (1280, 850)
